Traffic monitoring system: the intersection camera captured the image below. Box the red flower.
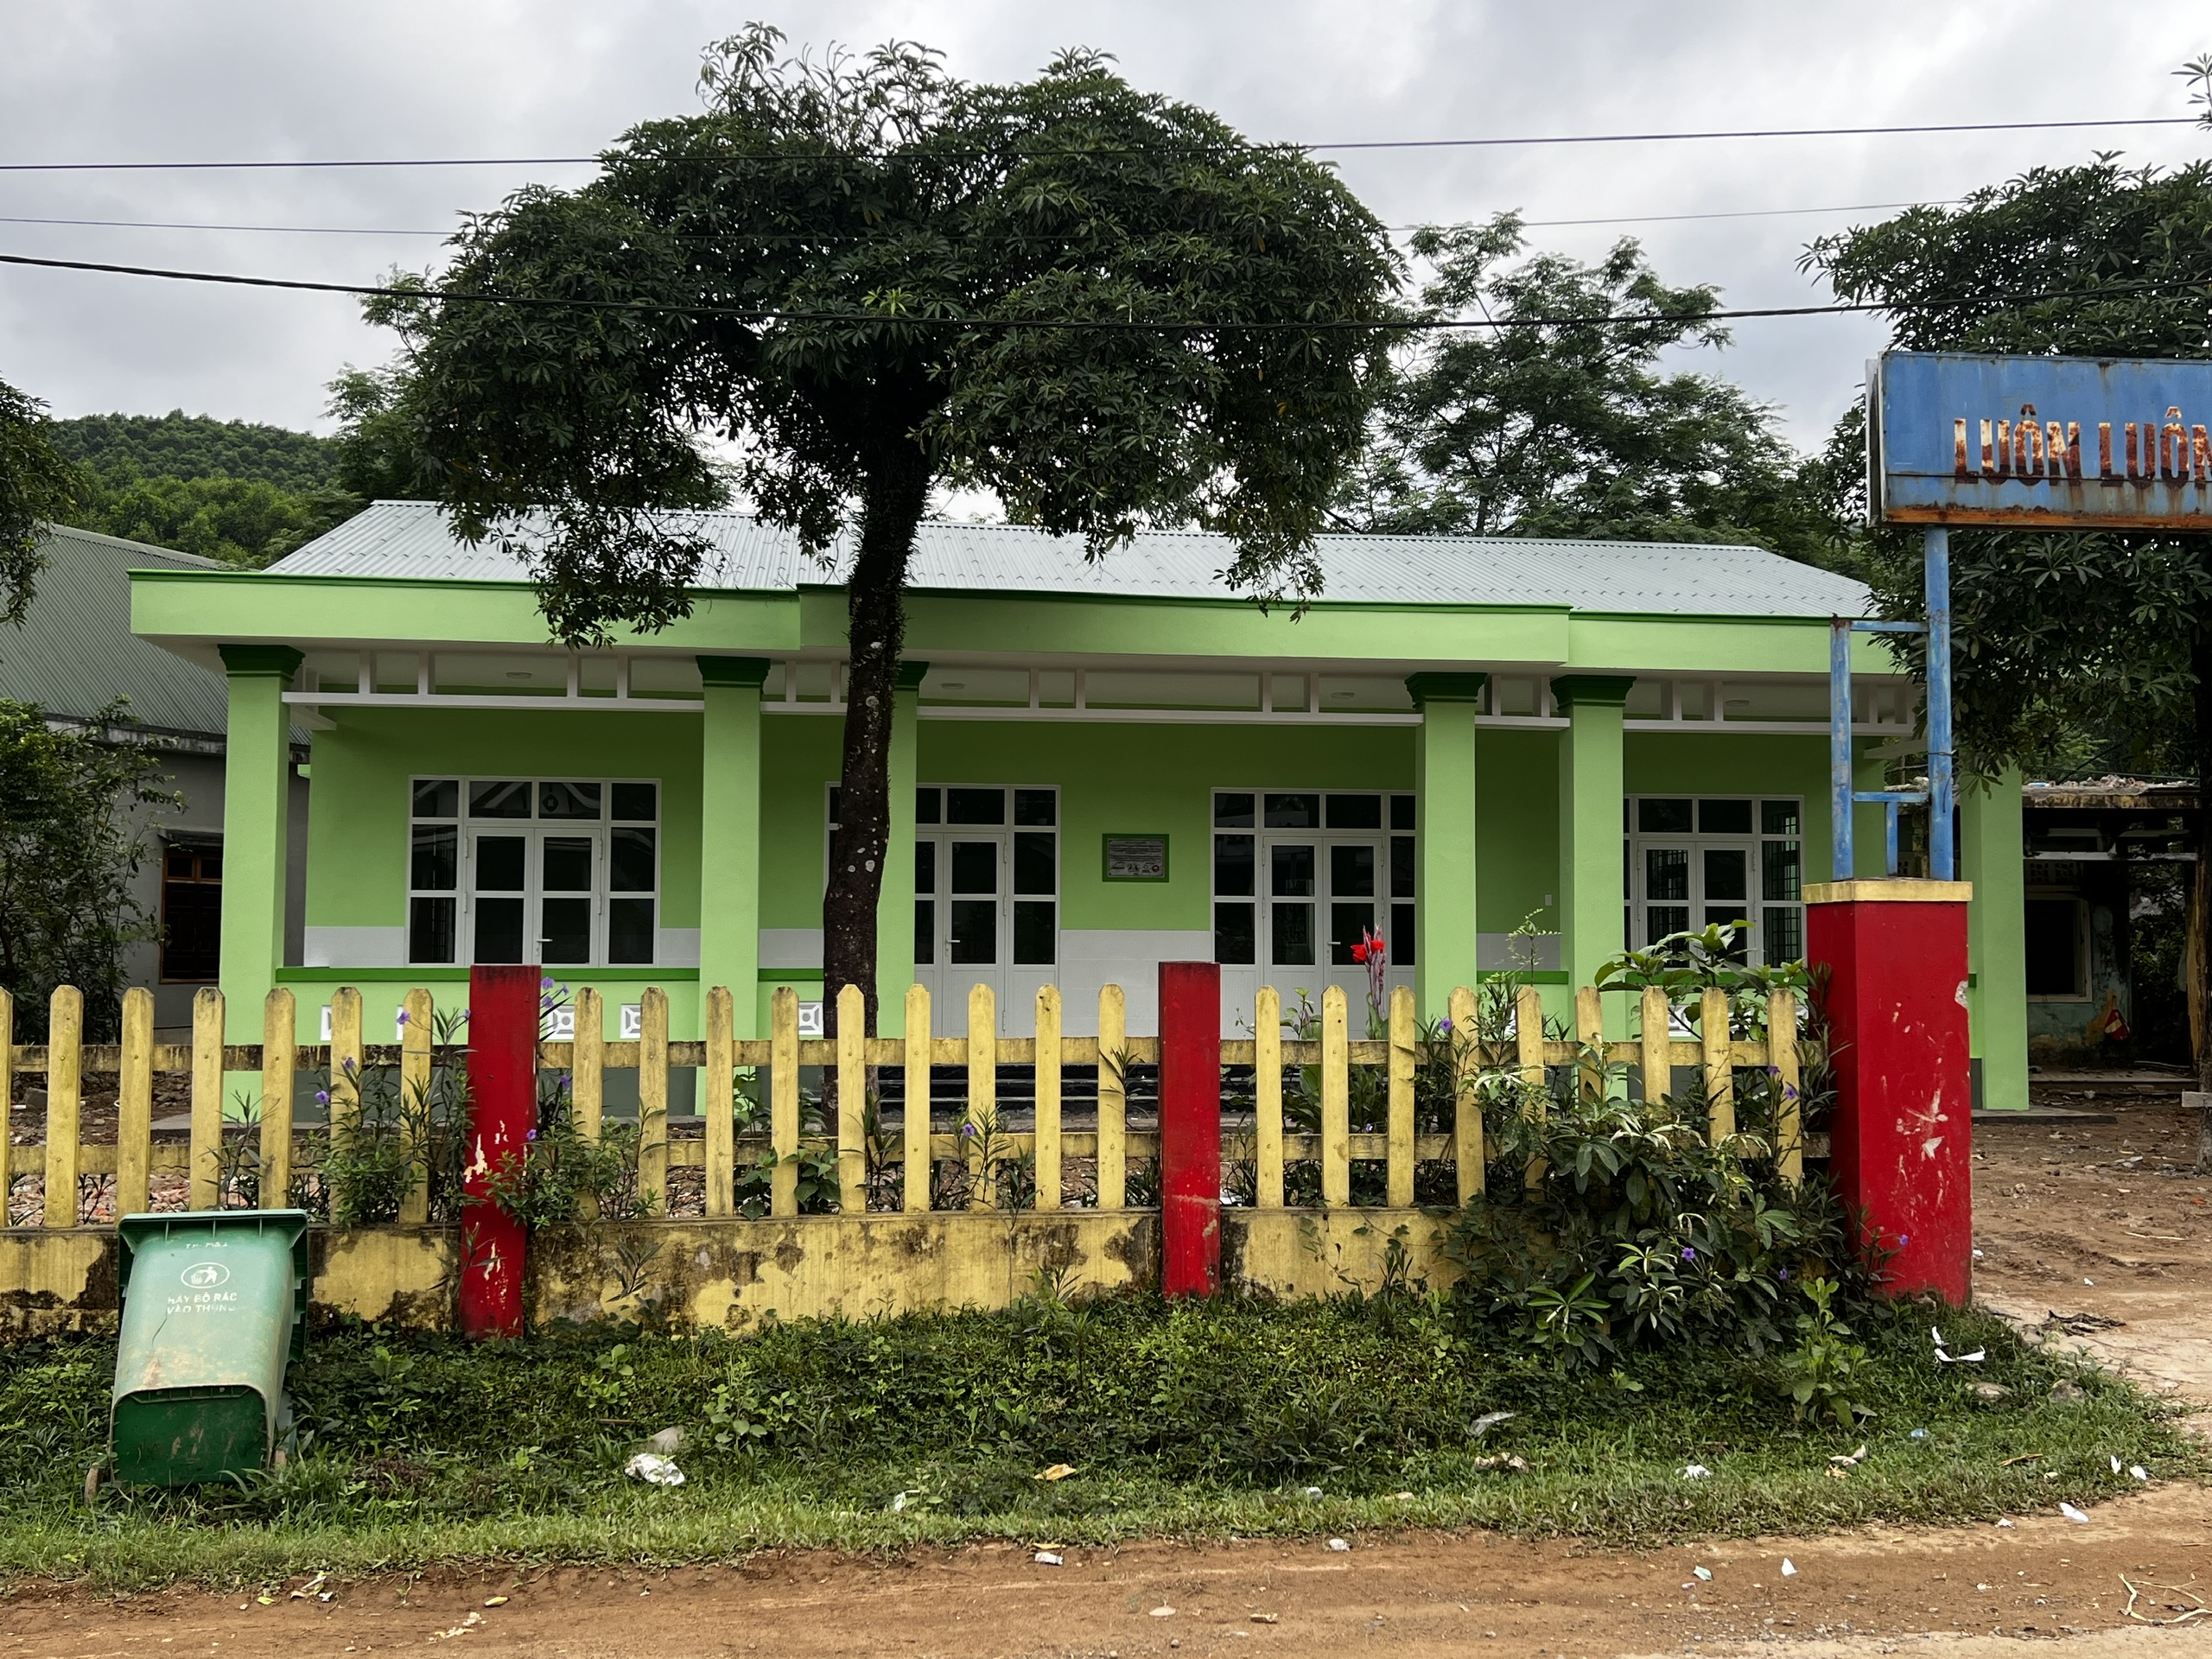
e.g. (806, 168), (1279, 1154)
(1351, 941), (1370, 963)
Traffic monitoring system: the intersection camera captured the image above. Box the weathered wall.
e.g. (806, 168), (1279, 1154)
(0, 1208), (1461, 1336)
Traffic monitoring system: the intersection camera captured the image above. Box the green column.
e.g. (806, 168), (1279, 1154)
(217, 645), (302, 1044)
(697, 657), (770, 1037)
(1406, 674), (1486, 1020)
(1552, 675), (1635, 1028)
(1964, 765), (2030, 1111)
(874, 661), (928, 1035)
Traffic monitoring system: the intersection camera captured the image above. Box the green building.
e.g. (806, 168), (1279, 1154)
(127, 501), (2030, 1107)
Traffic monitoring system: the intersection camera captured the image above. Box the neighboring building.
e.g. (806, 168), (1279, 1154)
(2018, 777), (2196, 1067)
(127, 500), (2032, 1106)
(4, 524), (308, 1033)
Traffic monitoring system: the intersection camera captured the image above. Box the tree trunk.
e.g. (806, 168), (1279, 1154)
(822, 455), (931, 1039)
(2193, 621), (2212, 1169)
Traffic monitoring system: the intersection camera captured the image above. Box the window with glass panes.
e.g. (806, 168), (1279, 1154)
(408, 779), (659, 966)
(1211, 790), (1415, 969)
(828, 785), (1058, 967)
(1624, 796), (1802, 966)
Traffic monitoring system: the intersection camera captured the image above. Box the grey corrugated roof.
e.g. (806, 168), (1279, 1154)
(3, 524), (232, 737)
(265, 499), (1871, 617)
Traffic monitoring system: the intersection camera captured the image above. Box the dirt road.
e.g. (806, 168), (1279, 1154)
(7, 1092), (2209, 1659)
(7, 1482), (2211, 1658)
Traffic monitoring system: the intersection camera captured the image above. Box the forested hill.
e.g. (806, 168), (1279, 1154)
(45, 410), (341, 490)
(43, 410), (358, 568)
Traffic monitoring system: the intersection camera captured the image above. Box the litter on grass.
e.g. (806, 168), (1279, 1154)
(646, 1427), (686, 1455)
(1302, 1486), (1324, 1498)
(2060, 1502), (2092, 1523)
(1911, 1429), (1929, 1440)
(1998, 1519), (2015, 1529)
(1693, 1567), (1713, 1582)
(1471, 1411), (1516, 1436)
(1035, 1464), (1077, 1482)
(1782, 1560), (1797, 1578)
(624, 1452), (685, 1488)
(1830, 1445), (1868, 1466)
(1328, 1538), (1351, 1552)
(1470, 1454), (1529, 1472)
(2133, 1465), (2151, 1482)
(1034, 1552), (1064, 1567)
(1681, 1464), (1711, 1480)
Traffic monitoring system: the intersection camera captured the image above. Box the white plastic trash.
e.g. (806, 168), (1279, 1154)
(2059, 1502), (2090, 1523)
(1781, 1560), (1797, 1577)
(1327, 1538), (1351, 1552)
(1681, 1464), (1711, 1480)
(625, 1452), (685, 1488)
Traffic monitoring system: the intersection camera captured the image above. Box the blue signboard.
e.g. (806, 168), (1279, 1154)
(1870, 351), (2212, 529)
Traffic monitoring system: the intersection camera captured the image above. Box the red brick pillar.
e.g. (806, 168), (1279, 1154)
(1157, 961), (1223, 1297)
(461, 965), (540, 1338)
(1806, 879), (1974, 1305)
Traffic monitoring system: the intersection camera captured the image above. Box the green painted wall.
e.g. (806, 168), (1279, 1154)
(303, 708), (707, 931)
(1473, 729), (1560, 935)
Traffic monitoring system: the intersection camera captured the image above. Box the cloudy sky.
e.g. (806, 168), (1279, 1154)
(2, 0), (2206, 458)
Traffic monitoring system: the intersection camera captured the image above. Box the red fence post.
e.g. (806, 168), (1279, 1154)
(1806, 880), (1974, 1306)
(1158, 961), (1223, 1297)
(461, 964), (540, 1338)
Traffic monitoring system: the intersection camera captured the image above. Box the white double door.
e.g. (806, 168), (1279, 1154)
(912, 823), (1058, 1031)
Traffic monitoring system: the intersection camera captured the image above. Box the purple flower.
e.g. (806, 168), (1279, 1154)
(958, 1123), (977, 1140)
(542, 976), (555, 987)
(395, 1009), (409, 1027)
(315, 1090), (330, 1107)
(1680, 1247), (1697, 1262)
(341, 1057), (358, 1073)
(1438, 1018), (1452, 1033)
(525, 1128), (537, 1141)
(1777, 1267), (1790, 1281)
(1897, 1234), (1910, 1248)
(457, 1010), (471, 1023)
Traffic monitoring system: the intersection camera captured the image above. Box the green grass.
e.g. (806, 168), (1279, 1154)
(0, 1293), (2194, 1590)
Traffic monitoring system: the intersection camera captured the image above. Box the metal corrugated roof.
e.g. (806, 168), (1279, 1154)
(264, 499), (1870, 617)
(3, 524), (232, 736)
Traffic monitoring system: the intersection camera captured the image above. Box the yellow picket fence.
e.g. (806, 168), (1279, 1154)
(0, 978), (1801, 1230)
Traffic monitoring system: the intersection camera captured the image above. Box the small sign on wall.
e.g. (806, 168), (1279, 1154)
(1102, 834), (1169, 881)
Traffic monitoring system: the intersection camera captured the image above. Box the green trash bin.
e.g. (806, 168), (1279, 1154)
(110, 1209), (311, 1486)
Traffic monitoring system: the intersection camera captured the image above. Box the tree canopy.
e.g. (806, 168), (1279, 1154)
(0, 376), (79, 623)
(41, 409), (358, 568)
(0, 699), (173, 1041)
(1803, 157), (2212, 782)
(369, 26), (1401, 1026)
(1335, 214), (1841, 567)
(42, 410), (342, 491)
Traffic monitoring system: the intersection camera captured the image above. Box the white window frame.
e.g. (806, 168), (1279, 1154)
(1624, 794), (1805, 968)
(408, 776), (661, 968)
(1209, 788), (1417, 983)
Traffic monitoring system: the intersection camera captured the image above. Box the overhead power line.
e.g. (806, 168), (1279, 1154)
(0, 114), (2196, 172)
(0, 198), (1958, 239)
(1, 247), (2203, 333)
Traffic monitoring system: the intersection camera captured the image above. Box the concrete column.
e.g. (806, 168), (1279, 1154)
(1551, 676), (1635, 1026)
(1963, 766), (2030, 1112)
(696, 657), (770, 1037)
(874, 661), (928, 1034)
(1406, 673), (1486, 1020)
(216, 645), (302, 1043)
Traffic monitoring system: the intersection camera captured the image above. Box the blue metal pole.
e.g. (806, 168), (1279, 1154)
(1924, 526), (1955, 880)
(1831, 617), (1854, 881)
(1885, 800), (1901, 875)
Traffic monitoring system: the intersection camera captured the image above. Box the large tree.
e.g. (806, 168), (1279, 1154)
(368, 28), (1398, 1030)
(0, 375), (79, 623)
(1802, 150), (2212, 1079)
(1337, 214), (1842, 568)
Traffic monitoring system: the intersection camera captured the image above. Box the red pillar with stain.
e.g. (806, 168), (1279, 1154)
(461, 964), (542, 1338)
(1806, 879), (1974, 1305)
(1157, 961), (1223, 1297)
